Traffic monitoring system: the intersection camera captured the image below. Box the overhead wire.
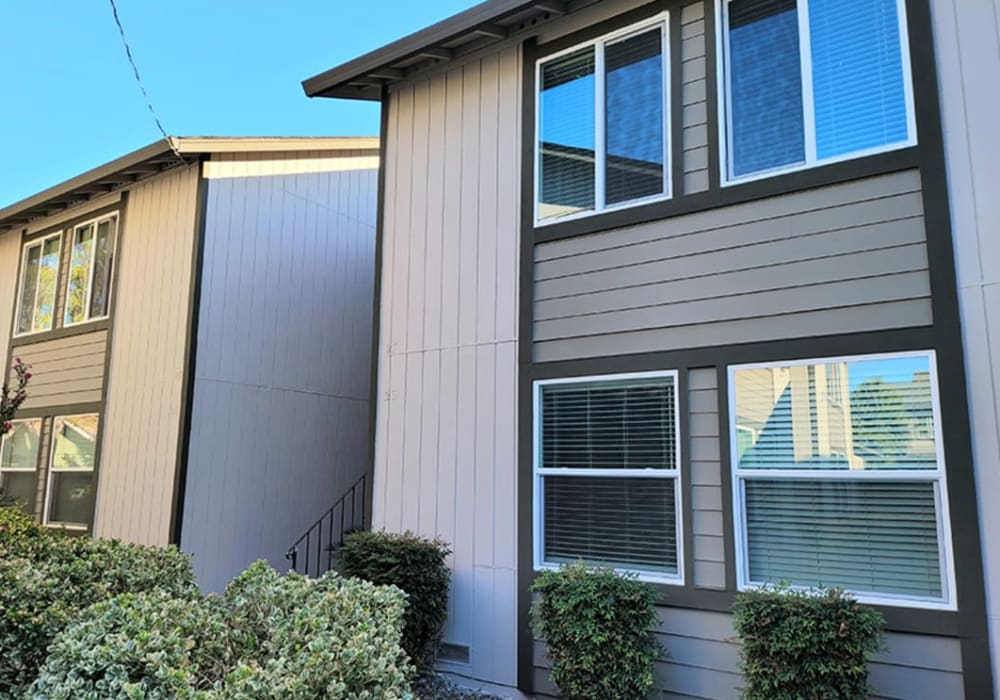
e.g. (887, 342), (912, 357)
(107, 0), (185, 162)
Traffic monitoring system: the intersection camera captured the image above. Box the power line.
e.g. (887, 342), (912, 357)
(107, 0), (184, 162)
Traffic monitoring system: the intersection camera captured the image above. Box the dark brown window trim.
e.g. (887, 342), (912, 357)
(10, 319), (112, 349)
(23, 202), (122, 243)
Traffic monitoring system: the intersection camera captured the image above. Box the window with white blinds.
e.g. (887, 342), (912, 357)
(534, 371), (682, 582)
(720, 0), (915, 181)
(729, 352), (956, 609)
(536, 14), (670, 225)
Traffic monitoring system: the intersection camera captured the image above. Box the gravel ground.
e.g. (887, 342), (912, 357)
(412, 674), (503, 699)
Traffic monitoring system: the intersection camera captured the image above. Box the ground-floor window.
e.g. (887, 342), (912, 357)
(533, 371), (683, 583)
(43, 414), (100, 530)
(729, 351), (956, 609)
(0, 418), (43, 511)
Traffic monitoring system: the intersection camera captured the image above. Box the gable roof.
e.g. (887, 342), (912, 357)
(303, 0), (586, 100)
(0, 137), (378, 233)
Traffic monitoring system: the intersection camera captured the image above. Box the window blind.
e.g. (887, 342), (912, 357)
(544, 476), (677, 574)
(537, 374), (680, 577)
(810, 0), (909, 160)
(727, 0), (804, 176)
(745, 479), (942, 598)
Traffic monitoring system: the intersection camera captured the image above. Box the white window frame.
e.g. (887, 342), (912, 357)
(534, 13), (672, 227)
(715, 0), (918, 185)
(63, 213), (119, 328)
(533, 369), (685, 585)
(728, 350), (957, 610)
(43, 414), (99, 531)
(13, 231), (64, 338)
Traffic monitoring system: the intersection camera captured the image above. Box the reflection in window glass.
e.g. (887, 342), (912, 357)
(64, 215), (117, 327)
(65, 223), (95, 326)
(0, 419), (42, 512)
(733, 355), (937, 470)
(730, 353), (953, 605)
(539, 47), (596, 221)
(605, 28), (665, 205)
(47, 415), (99, 528)
(16, 234), (62, 335)
(90, 218), (116, 318)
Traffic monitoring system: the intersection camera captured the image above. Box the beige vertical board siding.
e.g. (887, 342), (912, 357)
(681, 2), (710, 194)
(372, 44), (521, 686)
(688, 368), (725, 589)
(533, 171), (932, 362)
(8, 331), (108, 409)
(0, 230), (20, 367)
(180, 149), (378, 591)
(931, 0), (1000, 692)
(94, 163), (200, 544)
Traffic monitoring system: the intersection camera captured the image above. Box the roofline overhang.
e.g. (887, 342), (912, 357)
(302, 0), (577, 101)
(0, 136), (380, 233)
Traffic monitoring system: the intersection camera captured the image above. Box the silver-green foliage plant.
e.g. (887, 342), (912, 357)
(26, 562), (414, 700)
(0, 533), (197, 697)
(219, 562), (413, 699)
(530, 563), (661, 700)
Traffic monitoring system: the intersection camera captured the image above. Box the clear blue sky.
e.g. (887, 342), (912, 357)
(0, 0), (477, 208)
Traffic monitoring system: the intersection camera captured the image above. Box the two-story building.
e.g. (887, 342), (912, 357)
(304, 0), (1000, 697)
(0, 137), (378, 592)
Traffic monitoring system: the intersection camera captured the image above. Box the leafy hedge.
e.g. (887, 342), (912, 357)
(30, 563), (412, 700)
(733, 586), (885, 700)
(0, 519), (197, 697)
(339, 530), (451, 670)
(530, 564), (661, 700)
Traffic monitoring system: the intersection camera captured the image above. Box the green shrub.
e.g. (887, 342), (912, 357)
(339, 530), (451, 670)
(0, 535), (197, 696)
(530, 563), (661, 700)
(733, 586), (885, 700)
(29, 591), (232, 699)
(219, 561), (412, 699)
(0, 504), (44, 546)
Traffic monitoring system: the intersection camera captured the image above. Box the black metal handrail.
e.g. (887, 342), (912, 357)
(286, 474), (367, 577)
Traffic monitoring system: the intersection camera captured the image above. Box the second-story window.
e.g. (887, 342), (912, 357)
(720, 0), (915, 182)
(536, 14), (670, 225)
(15, 232), (63, 336)
(65, 214), (118, 326)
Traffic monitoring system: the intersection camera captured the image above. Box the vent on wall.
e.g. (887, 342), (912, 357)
(439, 642), (472, 665)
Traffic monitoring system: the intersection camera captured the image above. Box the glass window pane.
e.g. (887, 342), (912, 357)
(51, 415), (99, 470)
(541, 376), (677, 471)
(65, 224), (95, 326)
(727, 0), (805, 177)
(605, 28), (665, 205)
(733, 355), (938, 471)
(543, 475), (678, 574)
(16, 243), (41, 335)
(539, 47), (596, 221)
(47, 472), (94, 527)
(1, 472), (37, 513)
(1, 419), (42, 471)
(810, 0), (909, 159)
(89, 218), (116, 319)
(34, 236), (61, 333)
(745, 479), (943, 599)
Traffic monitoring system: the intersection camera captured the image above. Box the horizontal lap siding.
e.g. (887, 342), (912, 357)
(534, 608), (961, 699)
(533, 170), (931, 362)
(180, 153), (378, 592)
(8, 331), (108, 409)
(373, 45), (520, 687)
(95, 164), (201, 545)
(689, 368), (725, 589)
(681, 2), (709, 195)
